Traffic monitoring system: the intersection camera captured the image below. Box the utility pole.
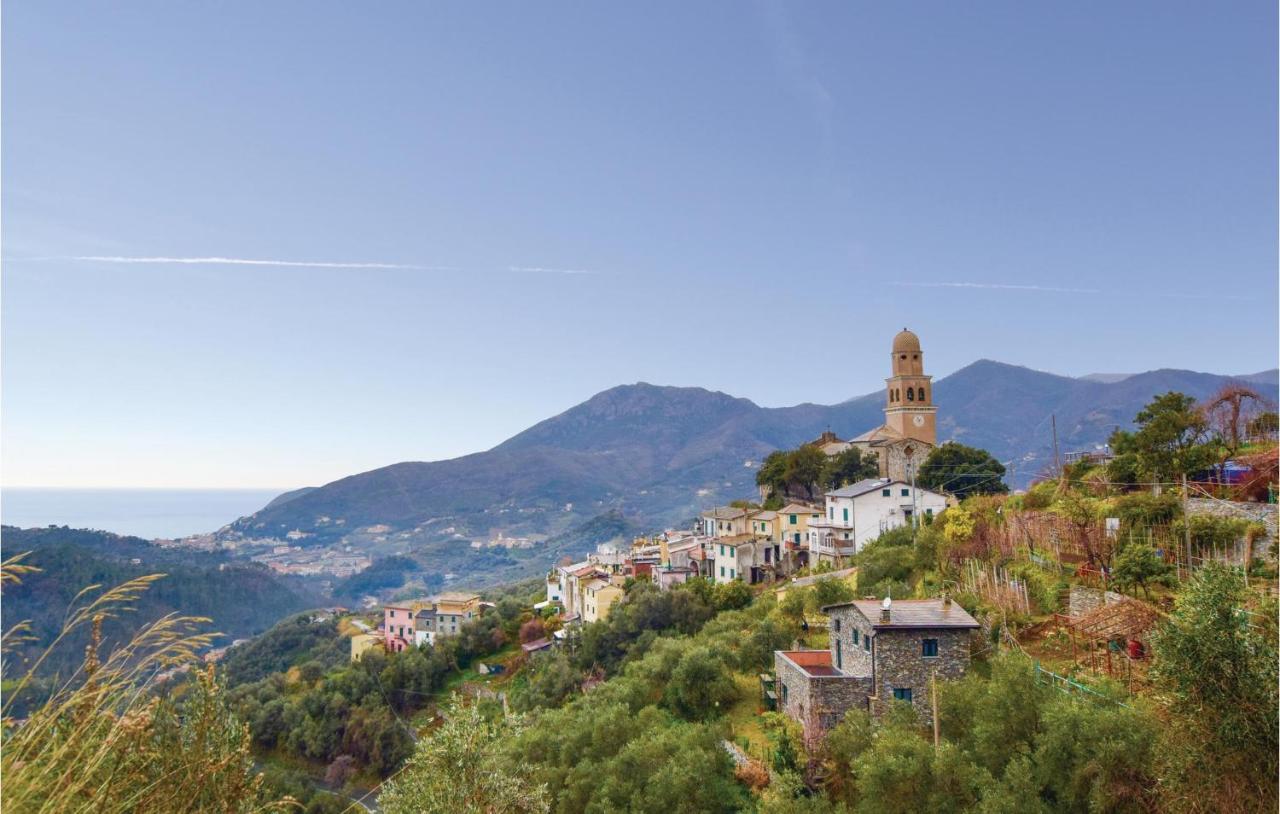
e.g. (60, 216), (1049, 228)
(930, 668), (940, 754)
(1182, 474), (1192, 578)
(1051, 414), (1061, 479)
(910, 454), (919, 542)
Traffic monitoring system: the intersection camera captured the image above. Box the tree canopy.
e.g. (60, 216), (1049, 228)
(917, 443), (1009, 499)
(758, 444), (880, 507)
(1108, 391), (1219, 484)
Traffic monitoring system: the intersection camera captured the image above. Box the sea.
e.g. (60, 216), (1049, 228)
(0, 488), (284, 540)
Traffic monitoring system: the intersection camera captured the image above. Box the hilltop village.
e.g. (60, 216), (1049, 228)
(341, 330), (1277, 754)
(64, 328), (1275, 813)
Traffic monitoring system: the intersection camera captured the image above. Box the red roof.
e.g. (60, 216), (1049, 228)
(779, 650), (843, 677)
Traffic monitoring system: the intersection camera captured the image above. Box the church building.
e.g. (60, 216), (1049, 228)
(850, 329), (938, 482)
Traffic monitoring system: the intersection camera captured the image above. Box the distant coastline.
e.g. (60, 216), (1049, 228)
(0, 487), (284, 540)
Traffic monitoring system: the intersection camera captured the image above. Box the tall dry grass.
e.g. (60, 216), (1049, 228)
(1, 552), (290, 813)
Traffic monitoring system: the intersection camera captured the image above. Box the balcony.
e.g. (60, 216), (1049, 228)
(809, 532), (856, 558)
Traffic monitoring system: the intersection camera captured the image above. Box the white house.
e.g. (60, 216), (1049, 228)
(807, 478), (947, 564)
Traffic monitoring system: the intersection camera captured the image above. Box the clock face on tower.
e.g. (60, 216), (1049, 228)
(912, 414), (925, 427)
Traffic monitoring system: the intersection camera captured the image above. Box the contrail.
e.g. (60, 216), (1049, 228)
(58, 255), (434, 269)
(890, 281), (1101, 294)
(507, 265), (597, 275)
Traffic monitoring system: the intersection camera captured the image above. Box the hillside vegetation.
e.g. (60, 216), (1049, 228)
(1, 526), (314, 679)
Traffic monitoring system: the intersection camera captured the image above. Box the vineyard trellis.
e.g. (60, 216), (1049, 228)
(960, 560), (1030, 616)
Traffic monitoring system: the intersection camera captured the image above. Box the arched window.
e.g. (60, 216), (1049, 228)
(907, 388), (915, 402)
(917, 387), (926, 401)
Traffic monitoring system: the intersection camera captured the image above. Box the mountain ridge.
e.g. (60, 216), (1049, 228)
(223, 361), (1278, 557)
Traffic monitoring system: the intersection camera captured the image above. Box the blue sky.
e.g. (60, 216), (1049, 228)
(3, 1), (1276, 488)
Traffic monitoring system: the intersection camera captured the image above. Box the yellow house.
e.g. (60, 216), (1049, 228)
(748, 509), (778, 541)
(777, 503), (821, 547)
(433, 592), (482, 636)
(581, 578), (624, 623)
(350, 632), (380, 662)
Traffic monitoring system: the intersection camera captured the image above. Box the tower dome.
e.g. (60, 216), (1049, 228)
(892, 328), (921, 354)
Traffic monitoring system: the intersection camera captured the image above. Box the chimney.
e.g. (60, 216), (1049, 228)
(942, 592), (952, 608)
(880, 596), (892, 623)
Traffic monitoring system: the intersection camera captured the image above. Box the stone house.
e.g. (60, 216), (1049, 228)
(774, 596), (979, 734)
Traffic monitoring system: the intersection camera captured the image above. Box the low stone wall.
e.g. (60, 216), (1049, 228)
(1185, 498), (1278, 560)
(1069, 585), (1125, 618)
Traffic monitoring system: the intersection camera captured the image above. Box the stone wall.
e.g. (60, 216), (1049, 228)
(774, 652), (813, 724)
(1068, 585), (1126, 618)
(1185, 497), (1277, 560)
(868, 627), (972, 726)
(774, 652), (872, 734)
(810, 674), (873, 732)
(829, 605), (874, 676)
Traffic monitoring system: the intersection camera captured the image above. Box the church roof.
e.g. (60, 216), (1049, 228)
(892, 328), (921, 354)
(850, 424), (904, 444)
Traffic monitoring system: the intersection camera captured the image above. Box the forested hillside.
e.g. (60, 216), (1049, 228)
(1, 525), (315, 677)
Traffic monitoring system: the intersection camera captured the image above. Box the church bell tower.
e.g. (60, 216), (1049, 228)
(884, 328), (937, 446)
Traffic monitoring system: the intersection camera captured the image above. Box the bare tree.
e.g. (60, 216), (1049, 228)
(1202, 384), (1270, 457)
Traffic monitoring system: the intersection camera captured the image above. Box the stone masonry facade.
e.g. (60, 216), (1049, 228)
(776, 598), (978, 735)
(865, 627), (972, 723)
(775, 652), (873, 732)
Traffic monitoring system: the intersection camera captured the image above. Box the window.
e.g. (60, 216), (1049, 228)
(922, 638), (939, 657)
(789, 514), (797, 525)
(925, 508), (934, 517)
(907, 389), (915, 401)
(917, 387), (926, 401)
(881, 489), (890, 497)
(719, 545), (725, 556)
(852, 629), (860, 645)
(901, 488), (909, 497)
(842, 507), (849, 522)
(828, 507), (833, 519)
(892, 688), (913, 702)
(720, 566), (725, 577)
(794, 533), (801, 544)
(390, 610), (396, 618)
(864, 635), (871, 652)
(729, 569), (735, 579)
(782, 684), (789, 704)
(836, 639), (842, 670)
(833, 619), (841, 632)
